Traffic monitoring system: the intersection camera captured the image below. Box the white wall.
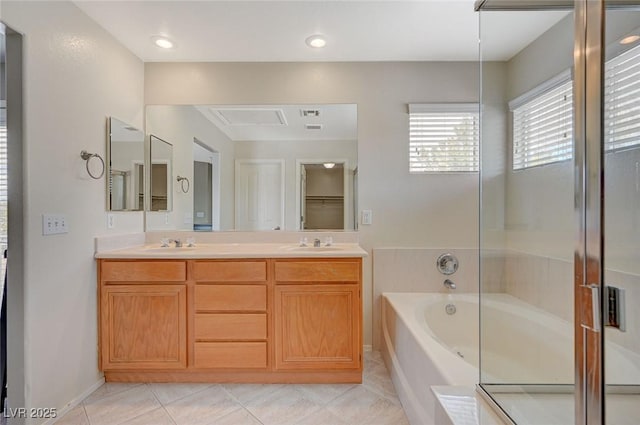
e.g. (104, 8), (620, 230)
(1, 1), (144, 422)
(145, 62), (480, 346)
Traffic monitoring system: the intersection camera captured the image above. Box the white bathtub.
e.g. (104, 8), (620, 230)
(381, 292), (640, 425)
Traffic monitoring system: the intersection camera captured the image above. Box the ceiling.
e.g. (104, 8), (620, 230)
(194, 104), (358, 142)
(73, 1), (568, 62)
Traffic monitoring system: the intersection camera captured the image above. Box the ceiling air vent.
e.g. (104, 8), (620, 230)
(210, 108), (287, 126)
(300, 109), (321, 117)
(305, 124), (323, 130)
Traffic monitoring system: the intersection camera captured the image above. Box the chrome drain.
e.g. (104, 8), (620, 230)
(445, 303), (457, 315)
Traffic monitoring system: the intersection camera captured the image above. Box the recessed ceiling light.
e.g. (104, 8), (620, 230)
(323, 162), (336, 169)
(306, 35), (326, 49)
(151, 35), (174, 49)
(620, 35), (640, 45)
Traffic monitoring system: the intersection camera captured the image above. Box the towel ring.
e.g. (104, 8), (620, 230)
(80, 150), (105, 180)
(177, 176), (190, 193)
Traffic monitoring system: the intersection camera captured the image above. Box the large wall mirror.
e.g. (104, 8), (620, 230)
(149, 135), (173, 212)
(107, 117), (144, 211)
(145, 104), (357, 231)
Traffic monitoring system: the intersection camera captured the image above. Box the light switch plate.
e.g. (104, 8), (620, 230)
(107, 213), (115, 229)
(42, 214), (69, 235)
(361, 209), (372, 225)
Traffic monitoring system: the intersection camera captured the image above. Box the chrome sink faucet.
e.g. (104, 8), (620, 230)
(171, 238), (182, 248)
(313, 238), (321, 248)
(444, 279), (456, 290)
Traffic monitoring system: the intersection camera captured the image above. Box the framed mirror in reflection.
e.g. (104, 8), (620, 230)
(145, 104), (358, 231)
(107, 117), (144, 211)
(149, 135), (173, 212)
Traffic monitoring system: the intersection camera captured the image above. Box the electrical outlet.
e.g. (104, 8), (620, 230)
(42, 214), (69, 235)
(107, 213), (115, 229)
(361, 210), (372, 225)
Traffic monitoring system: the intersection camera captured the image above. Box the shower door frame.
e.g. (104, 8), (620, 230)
(476, 0), (613, 424)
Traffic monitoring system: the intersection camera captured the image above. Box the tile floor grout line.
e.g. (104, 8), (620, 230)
(109, 385), (165, 425)
(158, 403), (178, 425)
(148, 382), (214, 407)
(80, 403), (91, 425)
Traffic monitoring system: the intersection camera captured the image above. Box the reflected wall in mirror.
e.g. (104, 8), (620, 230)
(145, 104), (357, 231)
(149, 135), (173, 211)
(107, 117), (144, 211)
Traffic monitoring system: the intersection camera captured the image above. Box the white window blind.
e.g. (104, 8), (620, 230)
(409, 103), (479, 173)
(605, 43), (640, 152)
(511, 78), (573, 170)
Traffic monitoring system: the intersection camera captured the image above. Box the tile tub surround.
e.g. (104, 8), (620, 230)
(372, 248), (483, 350)
(372, 247), (640, 359)
(503, 250), (640, 358)
(54, 351), (409, 425)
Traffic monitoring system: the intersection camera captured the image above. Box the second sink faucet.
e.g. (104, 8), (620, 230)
(171, 238), (182, 248)
(313, 238), (321, 247)
(444, 279), (456, 290)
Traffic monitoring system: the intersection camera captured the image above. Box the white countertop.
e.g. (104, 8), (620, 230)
(95, 242), (368, 259)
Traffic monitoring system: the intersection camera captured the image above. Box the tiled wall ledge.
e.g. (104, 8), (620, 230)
(432, 386), (506, 425)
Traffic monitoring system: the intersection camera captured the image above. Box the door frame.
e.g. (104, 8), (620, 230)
(295, 159), (350, 230)
(2, 21), (26, 414)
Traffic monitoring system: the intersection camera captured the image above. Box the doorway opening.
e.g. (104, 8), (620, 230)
(193, 138), (220, 231)
(296, 160), (350, 230)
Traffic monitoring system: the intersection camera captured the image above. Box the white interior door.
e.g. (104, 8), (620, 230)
(235, 160), (284, 230)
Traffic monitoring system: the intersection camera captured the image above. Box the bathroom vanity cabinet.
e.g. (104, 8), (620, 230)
(97, 256), (362, 383)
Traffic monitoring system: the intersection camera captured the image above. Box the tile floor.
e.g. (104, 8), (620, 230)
(54, 351), (409, 425)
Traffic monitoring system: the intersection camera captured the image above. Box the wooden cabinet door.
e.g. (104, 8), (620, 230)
(101, 284), (187, 370)
(274, 284), (360, 370)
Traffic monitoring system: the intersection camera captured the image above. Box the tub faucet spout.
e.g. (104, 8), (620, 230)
(444, 279), (456, 290)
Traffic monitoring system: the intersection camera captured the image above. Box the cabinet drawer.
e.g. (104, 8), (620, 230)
(193, 261), (267, 282)
(101, 261), (186, 282)
(194, 342), (267, 368)
(195, 285), (267, 311)
(274, 261), (360, 282)
(195, 313), (267, 340)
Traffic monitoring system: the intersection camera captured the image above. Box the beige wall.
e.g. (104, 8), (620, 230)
(145, 61), (481, 346)
(2, 1), (145, 422)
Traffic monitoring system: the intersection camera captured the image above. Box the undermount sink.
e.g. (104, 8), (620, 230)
(284, 246), (343, 252)
(143, 246), (198, 252)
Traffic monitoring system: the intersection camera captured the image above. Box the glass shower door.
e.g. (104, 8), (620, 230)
(603, 4), (640, 424)
(479, 4), (577, 424)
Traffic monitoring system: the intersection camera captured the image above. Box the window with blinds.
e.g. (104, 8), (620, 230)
(605, 43), (640, 152)
(511, 78), (573, 170)
(408, 104), (479, 173)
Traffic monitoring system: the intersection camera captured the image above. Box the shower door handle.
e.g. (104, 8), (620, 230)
(580, 284), (600, 333)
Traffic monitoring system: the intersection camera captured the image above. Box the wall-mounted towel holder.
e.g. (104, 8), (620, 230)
(80, 150), (105, 179)
(177, 175), (190, 193)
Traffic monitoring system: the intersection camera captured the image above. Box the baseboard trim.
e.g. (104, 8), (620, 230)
(47, 377), (105, 425)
